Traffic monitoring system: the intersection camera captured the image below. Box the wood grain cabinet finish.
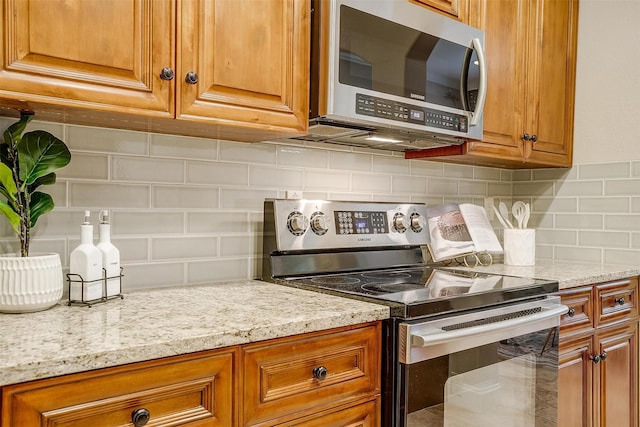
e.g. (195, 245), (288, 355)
(241, 322), (381, 426)
(411, 0), (468, 21)
(556, 277), (639, 427)
(0, 347), (237, 427)
(0, 0), (309, 141)
(407, 0), (578, 168)
(0, 322), (382, 427)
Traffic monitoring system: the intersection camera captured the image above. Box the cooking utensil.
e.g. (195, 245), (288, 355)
(512, 201), (527, 229)
(499, 202), (514, 229)
(523, 203), (530, 228)
(492, 205), (511, 230)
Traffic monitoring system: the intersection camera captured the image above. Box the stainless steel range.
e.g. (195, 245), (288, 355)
(262, 198), (566, 426)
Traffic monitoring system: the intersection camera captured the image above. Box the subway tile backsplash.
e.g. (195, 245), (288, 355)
(1, 117), (639, 292)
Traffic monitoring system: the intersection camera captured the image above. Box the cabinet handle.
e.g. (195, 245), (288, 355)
(589, 353), (608, 364)
(131, 408), (150, 427)
(312, 366), (328, 380)
(159, 67), (175, 81)
(522, 133), (530, 141)
(530, 134), (538, 143)
(185, 71), (199, 84)
(615, 297), (625, 306)
(567, 308), (575, 317)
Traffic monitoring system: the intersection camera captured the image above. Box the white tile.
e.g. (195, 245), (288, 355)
(555, 180), (603, 197)
(605, 179), (640, 195)
(427, 178), (458, 195)
(579, 162), (630, 179)
(220, 140), (277, 164)
(187, 161), (249, 186)
(220, 235), (254, 257)
(58, 153), (109, 180)
(372, 156), (410, 175)
(278, 146), (328, 168)
(409, 160), (444, 177)
(112, 212), (184, 235)
(352, 174), (391, 193)
(220, 188), (278, 210)
(187, 212), (250, 233)
(329, 151), (372, 172)
(304, 170), (350, 191)
(249, 166), (303, 188)
(69, 183), (150, 208)
(152, 236), (218, 260)
(150, 133), (218, 160)
(67, 125), (148, 154)
(579, 230), (630, 248)
(111, 237), (149, 262)
(392, 175), (426, 195)
(187, 258), (250, 283)
(444, 164), (474, 179)
(579, 197), (629, 213)
(112, 157), (184, 183)
(122, 262), (185, 291)
(153, 186), (219, 209)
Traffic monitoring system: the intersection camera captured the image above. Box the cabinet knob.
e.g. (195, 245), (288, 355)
(185, 71), (199, 85)
(312, 366), (328, 380)
(589, 354), (601, 364)
(131, 408), (150, 427)
(615, 297), (625, 306)
(530, 134), (538, 143)
(567, 308), (576, 317)
(600, 351), (607, 361)
(159, 67), (175, 81)
(522, 133), (530, 141)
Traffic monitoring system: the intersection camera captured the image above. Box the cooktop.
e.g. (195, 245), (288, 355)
(280, 267), (558, 319)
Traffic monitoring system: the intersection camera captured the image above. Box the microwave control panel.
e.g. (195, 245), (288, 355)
(355, 93), (468, 133)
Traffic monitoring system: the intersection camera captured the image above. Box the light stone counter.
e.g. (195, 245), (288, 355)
(446, 259), (640, 289)
(0, 280), (389, 387)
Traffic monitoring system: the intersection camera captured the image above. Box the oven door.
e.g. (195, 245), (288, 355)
(396, 297), (567, 426)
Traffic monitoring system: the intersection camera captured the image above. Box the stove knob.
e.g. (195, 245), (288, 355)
(393, 213), (407, 233)
(410, 213), (426, 232)
(311, 212), (329, 235)
(287, 212), (309, 235)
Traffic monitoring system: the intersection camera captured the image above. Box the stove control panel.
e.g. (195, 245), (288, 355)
(265, 199), (430, 251)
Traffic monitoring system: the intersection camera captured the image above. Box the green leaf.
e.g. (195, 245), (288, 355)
(28, 172), (56, 193)
(1, 112), (33, 149)
(0, 200), (20, 234)
(0, 163), (17, 202)
(18, 130), (71, 186)
(29, 191), (54, 228)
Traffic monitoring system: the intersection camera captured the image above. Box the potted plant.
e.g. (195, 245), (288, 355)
(0, 111), (71, 313)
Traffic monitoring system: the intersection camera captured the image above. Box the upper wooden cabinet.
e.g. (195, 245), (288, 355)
(411, 0), (469, 21)
(407, 0), (578, 168)
(0, 0), (310, 141)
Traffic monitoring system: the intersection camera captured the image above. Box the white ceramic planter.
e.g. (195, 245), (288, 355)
(0, 253), (63, 313)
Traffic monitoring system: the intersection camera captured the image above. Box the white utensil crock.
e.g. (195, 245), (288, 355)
(503, 229), (536, 266)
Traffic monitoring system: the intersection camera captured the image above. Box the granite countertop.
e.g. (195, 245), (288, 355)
(0, 280), (389, 387)
(447, 259), (640, 289)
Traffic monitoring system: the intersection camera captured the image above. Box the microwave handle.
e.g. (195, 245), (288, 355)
(469, 37), (487, 127)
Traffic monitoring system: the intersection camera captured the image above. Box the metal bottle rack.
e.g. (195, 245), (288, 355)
(66, 267), (124, 307)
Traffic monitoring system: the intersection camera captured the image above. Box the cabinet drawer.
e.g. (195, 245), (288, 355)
(242, 323), (380, 426)
(278, 398), (380, 427)
(1, 348), (236, 427)
(557, 286), (594, 338)
(596, 277), (639, 327)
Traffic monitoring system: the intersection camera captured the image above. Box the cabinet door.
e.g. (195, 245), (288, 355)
(558, 335), (594, 427)
(0, 0), (174, 116)
(412, 0), (467, 21)
(278, 399), (379, 427)
(1, 348), (236, 427)
(178, 0), (309, 135)
(524, 0), (578, 167)
(595, 321), (639, 427)
(465, 0), (528, 163)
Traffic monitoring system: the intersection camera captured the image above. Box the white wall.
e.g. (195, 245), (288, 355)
(573, 0), (640, 164)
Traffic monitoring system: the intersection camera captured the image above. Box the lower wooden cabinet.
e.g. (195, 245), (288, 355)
(0, 322), (381, 427)
(557, 277), (639, 427)
(0, 347), (237, 426)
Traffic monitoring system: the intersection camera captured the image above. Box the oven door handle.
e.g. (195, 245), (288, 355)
(411, 303), (568, 348)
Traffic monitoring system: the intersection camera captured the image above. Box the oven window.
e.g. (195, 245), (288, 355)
(339, 5), (479, 111)
(401, 327), (558, 426)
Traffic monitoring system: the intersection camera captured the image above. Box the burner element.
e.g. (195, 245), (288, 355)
(361, 282), (426, 294)
(361, 271), (412, 280)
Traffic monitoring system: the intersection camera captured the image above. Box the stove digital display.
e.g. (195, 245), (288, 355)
(334, 210), (389, 235)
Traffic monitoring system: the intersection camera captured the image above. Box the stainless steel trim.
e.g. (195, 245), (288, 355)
(398, 296), (568, 364)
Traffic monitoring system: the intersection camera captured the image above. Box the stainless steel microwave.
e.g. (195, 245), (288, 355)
(284, 0), (487, 152)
